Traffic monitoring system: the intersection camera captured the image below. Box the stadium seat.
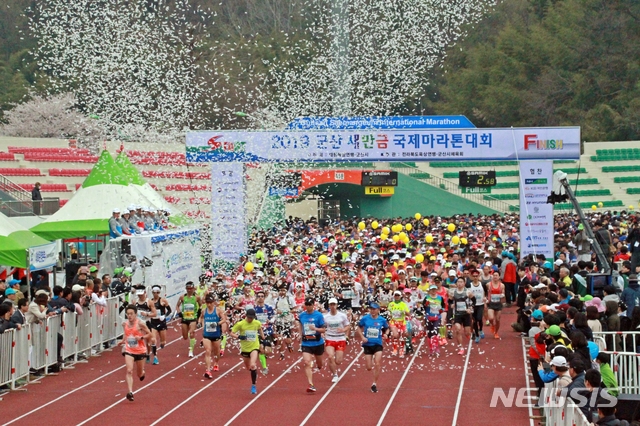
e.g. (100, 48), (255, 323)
(165, 184), (210, 191)
(8, 146), (91, 155)
(0, 168), (43, 176)
(49, 168), (92, 177)
(18, 183), (70, 192)
(0, 152), (16, 161)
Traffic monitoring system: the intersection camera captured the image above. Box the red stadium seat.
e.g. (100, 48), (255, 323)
(49, 168), (92, 177)
(0, 168), (43, 176)
(0, 152), (16, 161)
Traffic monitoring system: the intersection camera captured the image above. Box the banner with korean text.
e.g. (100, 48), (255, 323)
(210, 162), (246, 263)
(28, 242), (57, 270)
(519, 161), (554, 260)
(186, 127), (580, 163)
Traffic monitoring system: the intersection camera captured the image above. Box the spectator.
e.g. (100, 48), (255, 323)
(604, 300), (621, 350)
(571, 331), (592, 367)
(7, 279), (24, 301)
(550, 355), (572, 393)
(10, 298), (28, 327)
(620, 274), (640, 317)
(595, 353), (619, 397)
(565, 358), (587, 415)
(109, 208), (123, 238)
(602, 285), (620, 304)
(3, 287), (18, 306)
(26, 293), (54, 324)
(31, 181), (42, 215)
(0, 302), (19, 332)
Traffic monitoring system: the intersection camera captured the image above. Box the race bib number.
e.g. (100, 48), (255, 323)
(456, 301), (467, 312)
(328, 321), (341, 329)
(391, 310), (403, 319)
(429, 303), (440, 315)
(366, 327), (379, 339)
(205, 321), (218, 333)
(245, 330), (257, 341)
(342, 289), (354, 299)
(127, 337), (139, 348)
(491, 294), (501, 303)
(256, 313), (268, 323)
(303, 322), (316, 336)
(183, 303), (196, 320)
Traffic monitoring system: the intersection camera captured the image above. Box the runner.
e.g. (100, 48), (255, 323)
(387, 290), (411, 358)
(121, 304), (152, 402)
(468, 269), (486, 343)
(357, 302), (390, 393)
(230, 308), (265, 394)
(198, 293), (228, 378)
(175, 281), (202, 357)
(274, 285), (296, 359)
(323, 297), (350, 383)
(254, 290), (275, 375)
(451, 277), (475, 355)
(149, 285), (172, 351)
(487, 271), (506, 339)
(423, 284), (445, 356)
(297, 297), (326, 393)
(132, 284), (157, 364)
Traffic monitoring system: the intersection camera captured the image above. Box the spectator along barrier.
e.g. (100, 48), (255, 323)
(0, 296), (123, 390)
(542, 382), (591, 426)
(593, 331), (640, 395)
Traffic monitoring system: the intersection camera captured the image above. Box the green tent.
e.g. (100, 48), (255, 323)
(30, 150), (156, 240)
(0, 211), (52, 268)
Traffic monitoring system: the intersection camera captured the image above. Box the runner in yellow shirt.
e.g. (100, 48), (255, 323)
(387, 291), (411, 358)
(230, 309), (265, 395)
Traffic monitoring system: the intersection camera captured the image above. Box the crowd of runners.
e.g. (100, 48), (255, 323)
(120, 209), (640, 413)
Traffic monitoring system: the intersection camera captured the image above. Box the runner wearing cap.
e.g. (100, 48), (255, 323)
(133, 285), (158, 364)
(230, 308), (265, 394)
(175, 281), (202, 358)
(387, 291), (411, 357)
(254, 290), (275, 375)
(433, 276), (449, 346)
(149, 285), (171, 350)
(121, 304), (152, 402)
(198, 293), (228, 378)
(357, 302), (389, 393)
(274, 285), (296, 360)
(297, 297), (326, 393)
(323, 297), (350, 383)
(487, 271), (505, 339)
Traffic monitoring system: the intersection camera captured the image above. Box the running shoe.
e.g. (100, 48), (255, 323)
(126, 392), (134, 402)
(279, 353), (285, 361)
(494, 333), (500, 339)
(371, 384), (378, 393)
(457, 348), (465, 355)
(287, 344), (294, 353)
(204, 370), (212, 379)
(490, 325), (495, 334)
(153, 356), (159, 365)
(199, 340), (204, 348)
(447, 330), (453, 340)
(220, 349), (224, 357)
(480, 331), (485, 339)
(261, 367), (269, 376)
(485, 320), (490, 326)
(213, 364), (219, 372)
(391, 348), (398, 356)
(331, 374), (339, 383)
(139, 372), (145, 382)
(146, 356), (150, 364)
(251, 385), (257, 395)
(307, 385), (317, 393)
(188, 350), (194, 358)
(474, 336), (480, 344)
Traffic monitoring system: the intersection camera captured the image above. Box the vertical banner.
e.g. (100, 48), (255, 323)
(211, 162), (246, 262)
(519, 160), (554, 260)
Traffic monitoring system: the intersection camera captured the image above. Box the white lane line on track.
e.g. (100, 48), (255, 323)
(521, 338), (535, 426)
(376, 338), (425, 426)
(149, 361), (244, 425)
(1, 333), (185, 426)
(223, 358), (303, 426)
(451, 338), (473, 426)
(299, 350), (363, 426)
(76, 350), (206, 425)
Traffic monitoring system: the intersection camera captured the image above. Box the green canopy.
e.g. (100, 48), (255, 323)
(114, 151), (146, 185)
(0, 212), (52, 268)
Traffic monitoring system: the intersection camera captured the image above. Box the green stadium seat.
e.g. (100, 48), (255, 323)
(408, 172), (431, 179)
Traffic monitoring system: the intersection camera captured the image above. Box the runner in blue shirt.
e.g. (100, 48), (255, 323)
(357, 302), (390, 393)
(297, 297), (326, 393)
(254, 290), (275, 375)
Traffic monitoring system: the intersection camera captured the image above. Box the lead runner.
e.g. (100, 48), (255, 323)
(357, 302), (389, 393)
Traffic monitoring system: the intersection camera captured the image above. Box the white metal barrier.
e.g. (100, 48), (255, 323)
(542, 383), (591, 426)
(0, 296), (123, 390)
(593, 331), (640, 394)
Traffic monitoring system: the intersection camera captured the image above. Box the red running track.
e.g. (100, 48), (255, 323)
(0, 308), (531, 426)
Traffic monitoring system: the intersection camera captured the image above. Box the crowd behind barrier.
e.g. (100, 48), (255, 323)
(543, 381), (591, 426)
(593, 331), (640, 395)
(0, 296), (123, 390)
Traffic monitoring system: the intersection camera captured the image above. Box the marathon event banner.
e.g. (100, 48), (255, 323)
(186, 127), (580, 163)
(210, 162), (246, 262)
(28, 242), (57, 270)
(519, 160), (554, 260)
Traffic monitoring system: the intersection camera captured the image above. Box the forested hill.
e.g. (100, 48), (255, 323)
(0, 0), (638, 142)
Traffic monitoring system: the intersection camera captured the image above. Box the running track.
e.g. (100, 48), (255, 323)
(0, 308), (531, 425)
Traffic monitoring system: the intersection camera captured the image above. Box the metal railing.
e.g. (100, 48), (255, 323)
(542, 382), (591, 426)
(0, 174), (31, 202)
(593, 331), (640, 394)
(0, 198), (60, 217)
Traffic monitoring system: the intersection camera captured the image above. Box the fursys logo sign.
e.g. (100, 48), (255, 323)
(524, 178), (548, 185)
(524, 134), (563, 150)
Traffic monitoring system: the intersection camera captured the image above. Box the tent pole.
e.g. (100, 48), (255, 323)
(84, 236), (88, 264)
(26, 249), (31, 300)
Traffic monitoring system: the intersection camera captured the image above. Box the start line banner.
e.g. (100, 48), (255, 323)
(186, 127), (580, 163)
